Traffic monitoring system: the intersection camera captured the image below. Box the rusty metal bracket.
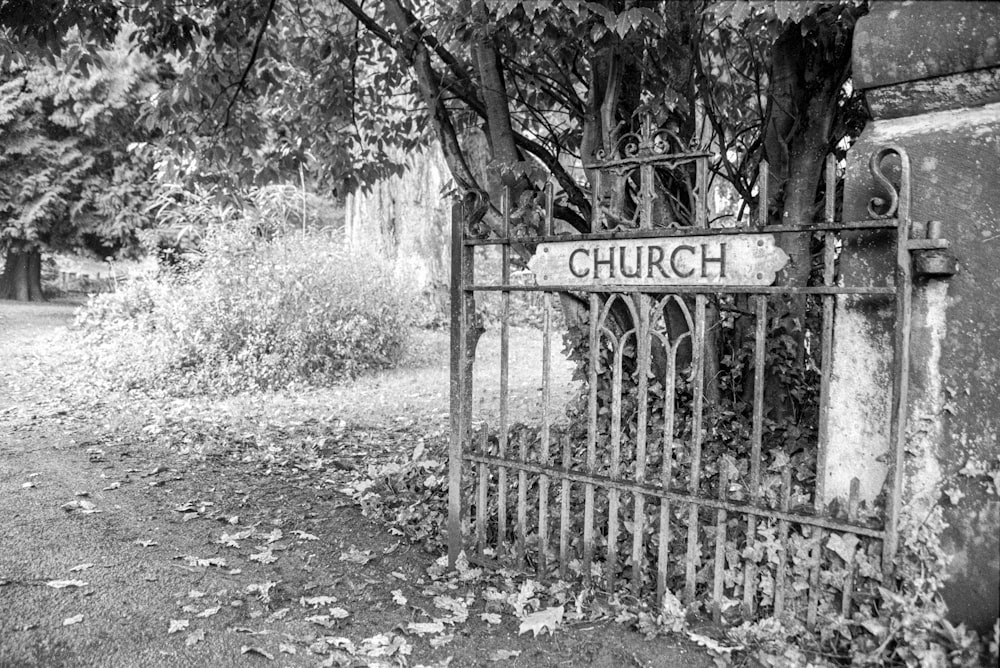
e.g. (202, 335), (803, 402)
(909, 220), (960, 277)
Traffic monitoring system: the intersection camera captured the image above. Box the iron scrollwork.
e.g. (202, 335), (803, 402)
(867, 145), (910, 219)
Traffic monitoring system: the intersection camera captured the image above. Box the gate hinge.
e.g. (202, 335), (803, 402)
(908, 220), (959, 277)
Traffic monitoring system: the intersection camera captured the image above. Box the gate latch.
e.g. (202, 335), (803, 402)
(906, 220), (959, 277)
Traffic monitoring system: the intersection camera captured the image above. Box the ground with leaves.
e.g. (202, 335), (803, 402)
(0, 301), (717, 667)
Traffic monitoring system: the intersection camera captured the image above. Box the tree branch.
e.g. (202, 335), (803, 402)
(382, 0), (481, 193)
(222, 0), (277, 128)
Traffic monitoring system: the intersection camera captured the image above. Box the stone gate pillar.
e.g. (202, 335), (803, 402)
(821, 1), (999, 633)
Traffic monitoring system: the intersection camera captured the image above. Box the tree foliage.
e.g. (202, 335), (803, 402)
(0, 33), (156, 253)
(0, 28), (161, 299)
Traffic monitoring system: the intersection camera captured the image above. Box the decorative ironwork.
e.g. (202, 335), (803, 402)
(584, 115), (709, 234)
(450, 145), (915, 629)
(867, 145), (909, 219)
(589, 117), (700, 168)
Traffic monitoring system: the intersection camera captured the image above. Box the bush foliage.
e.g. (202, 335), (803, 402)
(77, 223), (415, 394)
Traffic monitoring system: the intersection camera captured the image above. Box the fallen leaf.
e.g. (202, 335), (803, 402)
(61, 499), (100, 514)
(185, 629), (206, 646)
(329, 607), (350, 619)
(102, 482), (121, 491)
(433, 595), (469, 623)
(249, 549), (277, 564)
(46, 580), (87, 589)
(480, 612), (502, 625)
(63, 615), (83, 626)
(861, 619), (887, 638)
(518, 605), (563, 638)
(687, 632), (743, 654)
(325, 637), (356, 653)
(168, 619), (189, 634)
(263, 529), (283, 544)
(338, 546), (374, 565)
(489, 649), (521, 661)
(219, 529), (253, 548)
(68, 564), (94, 573)
(197, 606), (220, 618)
(360, 633), (411, 659)
(429, 634), (454, 648)
(292, 530), (318, 541)
(826, 533), (860, 563)
(183, 556), (227, 568)
(391, 590), (408, 606)
(406, 621), (445, 636)
(241, 646), (274, 660)
(301, 595), (337, 607)
(305, 615), (336, 628)
(188, 590), (207, 599)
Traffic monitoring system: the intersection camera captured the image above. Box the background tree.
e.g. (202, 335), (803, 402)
(0, 31), (159, 300)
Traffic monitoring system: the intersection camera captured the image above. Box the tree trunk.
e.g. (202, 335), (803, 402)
(763, 8), (856, 288)
(1, 248), (45, 302)
(760, 6), (858, 420)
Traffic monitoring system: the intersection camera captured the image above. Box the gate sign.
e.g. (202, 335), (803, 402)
(527, 234), (790, 287)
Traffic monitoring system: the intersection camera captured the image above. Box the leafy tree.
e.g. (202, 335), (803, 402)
(0, 0), (867, 324)
(0, 29), (159, 300)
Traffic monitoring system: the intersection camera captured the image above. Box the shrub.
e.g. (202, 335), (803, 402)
(77, 223), (415, 394)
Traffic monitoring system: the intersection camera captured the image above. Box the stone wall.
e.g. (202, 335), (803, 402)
(821, 1), (999, 634)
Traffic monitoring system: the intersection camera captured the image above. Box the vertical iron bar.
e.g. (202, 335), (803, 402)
(884, 147), (912, 572)
(586, 158), (601, 585)
(696, 157), (708, 228)
(743, 295), (767, 616)
(447, 201), (465, 567)
(758, 160), (769, 226)
(476, 428), (488, 555)
(631, 297), (650, 595)
(559, 434), (571, 579)
(606, 328), (625, 589)
(712, 464), (729, 623)
(774, 467), (792, 617)
(684, 294), (707, 604)
(517, 431), (527, 568)
(583, 294), (600, 584)
(816, 153), (837, 508)
(842, 478), (861, 616)
(538, 184), (554, 578)
(640, 117), (655, 229)
(656, 333), (678, 605)
(498, 189), (510, 555)
(807, 154), (838, 630)
(684, 156), (709, 604)
(807, 526), (824, 628)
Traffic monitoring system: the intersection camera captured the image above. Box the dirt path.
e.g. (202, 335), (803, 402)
(0, 301), (714, 668)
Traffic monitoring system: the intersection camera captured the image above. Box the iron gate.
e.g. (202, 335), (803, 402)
(448, 126), (917, 626)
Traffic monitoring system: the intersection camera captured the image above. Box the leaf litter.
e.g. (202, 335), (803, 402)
(14, 324), (719, 668)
